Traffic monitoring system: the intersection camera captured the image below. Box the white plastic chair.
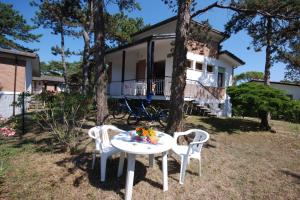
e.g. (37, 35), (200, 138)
(171, 129), (209, 184)
(88, 125), (126, 182)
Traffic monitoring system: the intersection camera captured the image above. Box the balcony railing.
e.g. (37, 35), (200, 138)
(121, 79), (166, 96)
(110, 77), (220, 105)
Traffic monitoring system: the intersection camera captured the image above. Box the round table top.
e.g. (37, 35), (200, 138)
(111, 130), (175, 155)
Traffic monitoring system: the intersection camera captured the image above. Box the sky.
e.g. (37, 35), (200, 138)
(3, 0), (287, 81)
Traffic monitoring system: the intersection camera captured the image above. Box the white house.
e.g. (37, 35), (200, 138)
(251, 80), (300, 100)
(105, 17), (245, 117)
(0, 48), (40, 118)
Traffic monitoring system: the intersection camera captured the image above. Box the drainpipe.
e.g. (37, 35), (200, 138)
(12, 56), (18, 116)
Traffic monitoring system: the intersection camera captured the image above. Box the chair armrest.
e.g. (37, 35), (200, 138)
(189, 141), (206, 145)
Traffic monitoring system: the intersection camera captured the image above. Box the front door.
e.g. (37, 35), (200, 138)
(136, 60), (146, 81)
(153, 60), (165, 95)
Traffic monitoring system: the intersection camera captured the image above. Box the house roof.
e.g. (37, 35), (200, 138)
(106, 34), (244, 67)
(106, 34), (176, 54)
(219, 50), (245, 66)
(0, 48), (40, 77)
(250, 79), (300, 87)
(32, 75), (65, 83)
(0, 48), (37, 58)
(131, 16), (227, 38)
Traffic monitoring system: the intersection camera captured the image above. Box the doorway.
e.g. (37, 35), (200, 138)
(153, 60), (165, 95)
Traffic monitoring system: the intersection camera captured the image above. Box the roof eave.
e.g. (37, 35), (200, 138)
(131, 16), (226, 40)
(219, 50), (245, 67)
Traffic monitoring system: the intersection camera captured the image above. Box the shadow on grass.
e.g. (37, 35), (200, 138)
(11, 136), (68, 154)
(55, 153), (165, 199)
(280, 169), (300, 184)
(186, 117), (261, 134)
(154, 155), (199, 183)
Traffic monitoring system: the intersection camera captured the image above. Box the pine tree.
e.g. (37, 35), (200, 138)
(0, 2), (40, 51)
(32, 0), (82, 87)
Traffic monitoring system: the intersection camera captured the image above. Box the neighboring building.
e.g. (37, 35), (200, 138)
(32, 75), (65, 94)
(0, 48), (40, 118)
(251, 80), (300, 100)
(105, 17), (245, 117)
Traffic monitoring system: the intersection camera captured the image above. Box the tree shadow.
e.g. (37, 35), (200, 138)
(186, 117), (261, 134)
(11, 135), (67, 154)
(280, 169), (300, 184)
(54, 153), (166, 199)
(154, 155), (199, 183)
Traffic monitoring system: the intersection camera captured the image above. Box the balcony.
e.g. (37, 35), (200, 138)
(108, 77), (223, 104)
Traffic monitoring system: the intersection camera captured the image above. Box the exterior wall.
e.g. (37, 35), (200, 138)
(0, 56), (35, 118)
(270, 84), (300, 100)
(0, 57), (26, 92)
(25, 59), (32, 92)
(32, 80), (43, 93)
(0, 92), (23, 118)
(187, 40), (219, 58)
(254, 82), (300, 100)
(185, 52), (234, 89)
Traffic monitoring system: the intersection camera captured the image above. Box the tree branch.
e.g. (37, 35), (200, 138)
(191, 2), (300, 20)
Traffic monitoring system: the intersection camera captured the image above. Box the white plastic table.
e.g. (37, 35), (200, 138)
(111, 131), (175, 200)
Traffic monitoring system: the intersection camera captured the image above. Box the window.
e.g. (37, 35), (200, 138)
(218, 103), (224, 109)
(218, 72), (224, 87)
(218, 67), (225, 87)
(207, 64), (214, 73)
(107, 62), (112, 83)
(195, 62), (203, 71)
(186, 60), (192, 69)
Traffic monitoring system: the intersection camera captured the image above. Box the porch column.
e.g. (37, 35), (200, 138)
(121, 50), (126, 95)
(146, 40), (155, 96)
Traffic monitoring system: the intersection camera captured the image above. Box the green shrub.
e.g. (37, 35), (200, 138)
(227, 83), (297, 123)
(34, 92), (93, 153)
(283, 100), (300, 123)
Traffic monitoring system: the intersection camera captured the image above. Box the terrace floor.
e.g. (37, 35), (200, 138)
(0, 116), (299, 199)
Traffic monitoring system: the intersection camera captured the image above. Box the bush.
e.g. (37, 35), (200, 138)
(34, 91), (93, 153)
(283, 100), (300, 123)
(227, 83), (299, 126)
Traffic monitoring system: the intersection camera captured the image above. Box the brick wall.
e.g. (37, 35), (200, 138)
(206, 86), (226, 100)
(0, 57), (26, 92)
(187, 40), (219, 58)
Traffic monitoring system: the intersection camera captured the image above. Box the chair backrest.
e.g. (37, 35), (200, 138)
(190, 129), (209, 154)
(88, 125), (126, 152)
(174, 129), (209, 155)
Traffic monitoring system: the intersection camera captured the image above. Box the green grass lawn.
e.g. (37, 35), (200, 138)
(0, 116), (299, 199)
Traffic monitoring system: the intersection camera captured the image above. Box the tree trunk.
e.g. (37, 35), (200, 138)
(260, 111), (271, 131)
(261, 17), (272, 131)
(60, 25), (68, 89)
(82, 0), (94, 95)
(94, 0), (109, 125)
(165, 0), (191, 134)
(264, 18), (272, 87)
(82, 30), (90, 95)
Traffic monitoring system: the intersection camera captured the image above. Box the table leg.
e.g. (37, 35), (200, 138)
(117, 152), (125, 177)
(162, 151), (168, 191)
(149, 154), (154, 168)
(125, 153), (136, 200)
